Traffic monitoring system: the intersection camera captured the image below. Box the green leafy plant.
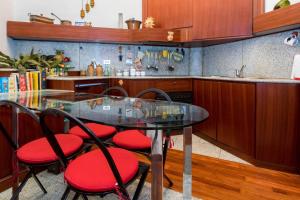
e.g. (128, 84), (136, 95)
(0, 49), (53, 73)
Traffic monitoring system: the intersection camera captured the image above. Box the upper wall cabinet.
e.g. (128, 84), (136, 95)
(143, 0), (253, 42)
(143, 0), (193, 29)
(253, 2), (300, 36)
(192, 0), (253, 40)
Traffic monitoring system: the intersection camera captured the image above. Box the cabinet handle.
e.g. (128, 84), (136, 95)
(75, 83), (107, 88)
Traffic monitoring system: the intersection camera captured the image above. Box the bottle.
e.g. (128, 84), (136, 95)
(96, 64), (103, 76)
(103, 60), (111, 76)
(118, 13), (123, 29)
(87, 62), (95, 76)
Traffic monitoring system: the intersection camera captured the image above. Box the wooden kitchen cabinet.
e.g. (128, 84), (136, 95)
(47, 79), (109, 94)
(193, 80), (255, 156)
(217, 82), (256, 156)
(193, 80), (218, 139)
(143, 0), (193, 29)
(110, 78), (192, 98)
(256, 83), (300, 171)
(192, 0), (253, 40)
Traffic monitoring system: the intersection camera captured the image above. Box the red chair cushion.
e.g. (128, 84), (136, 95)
(69, 123), (116, 139)
(112, 130), (151, 150)
(17, 134), (83, 164)
(64, 148), (139, 192)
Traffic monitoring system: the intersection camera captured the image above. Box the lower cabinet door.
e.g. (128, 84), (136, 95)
(256, 83), (300, 170)
(217, 82), (256, 156)
(193, 80), (218, 139)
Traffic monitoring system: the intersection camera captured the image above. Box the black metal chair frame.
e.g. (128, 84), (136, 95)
(110, 88), (174, 187)
(0, 100), (87, 200)
(40, 108), (150, 200)
(100, 86), (129, 97)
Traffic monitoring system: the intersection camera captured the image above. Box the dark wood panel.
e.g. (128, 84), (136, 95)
(253, 3), (300, 35)
(256, 83), (300, 169)
(143, 0), (192, 29)
(7, 21), (131, 43)
(253, 0), (265, 17)
(110, 78), (192, 98)
(7, 21), (180, 44)
(47, 79), (109, 94)
(166, 0), (193, 29)
(0, 107), (13, 179)
(193, 80), (218, 139)
(192, 0), (253, 40)
(47, 80), (75, 91)
(74, 79), (108, 94)
(131, 29), (181, 43)
(217, 82), (256, 156)
(155, 79), (192, 92)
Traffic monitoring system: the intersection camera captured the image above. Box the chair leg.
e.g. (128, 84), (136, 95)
(31, 169), (47, 194)
(10, 171), (32, 200)
(82, 194), (88, 200)
(61, 187), (71, 200)
(133, 165), (150, 200)
(73, 193), (80, 200)
(164, 173), (173, 188)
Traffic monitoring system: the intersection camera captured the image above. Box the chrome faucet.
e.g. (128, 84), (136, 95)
(235, 65), (246, 78)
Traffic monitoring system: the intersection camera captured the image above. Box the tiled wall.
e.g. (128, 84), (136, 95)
(202, 29), (300, 78)
(13, 41), (191, 76)
(12, 29), (300, 78)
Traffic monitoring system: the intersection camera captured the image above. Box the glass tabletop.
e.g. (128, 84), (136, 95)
(0, 90), (209, 130)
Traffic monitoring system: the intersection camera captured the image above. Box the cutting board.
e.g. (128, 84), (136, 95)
(291, 55), (300, 80)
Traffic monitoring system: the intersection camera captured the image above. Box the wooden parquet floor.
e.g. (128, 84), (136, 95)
(137, 149), (300, 200)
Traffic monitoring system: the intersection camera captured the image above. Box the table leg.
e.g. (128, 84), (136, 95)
(148, 129), (163, 200)
(183, 126), (192, 200)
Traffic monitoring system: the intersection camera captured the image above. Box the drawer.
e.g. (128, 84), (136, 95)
(155, 80), (192, 92)
(74, 80), (108, 94)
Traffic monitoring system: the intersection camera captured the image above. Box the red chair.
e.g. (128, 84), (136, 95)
(68, 87), (129, 142)
(0, 100), (85, 200)
(40, 108), (149, 200)
(112, 88), (174, 187)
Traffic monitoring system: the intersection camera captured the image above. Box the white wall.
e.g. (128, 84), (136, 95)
(0, 0), (14, 55)
(13, 0), (142, 28)
(265, 0), (300, 12)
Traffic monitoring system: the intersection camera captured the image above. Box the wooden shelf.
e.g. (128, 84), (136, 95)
(254, 3), (300, 35)
(7, 21), (181, 45)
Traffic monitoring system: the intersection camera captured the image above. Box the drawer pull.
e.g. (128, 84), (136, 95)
(75, 83), (107, 88)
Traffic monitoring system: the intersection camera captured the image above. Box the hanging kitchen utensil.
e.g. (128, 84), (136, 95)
(80, 0), (85, 19)
(86, 0), (91, 13)
(90, 0), (95, 8)
(137, 47), (145, 60)
(167, 51), (175, 71)
(181, 48), (185, 56)
(51, 13), (72, 25)
(118, 46), (123, 62)
(171, 49), (184, 63)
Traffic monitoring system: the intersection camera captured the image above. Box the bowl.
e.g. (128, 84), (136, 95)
(125, 19), (142, 30)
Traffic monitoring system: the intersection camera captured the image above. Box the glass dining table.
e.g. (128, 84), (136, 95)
(0, 89), (209, 200)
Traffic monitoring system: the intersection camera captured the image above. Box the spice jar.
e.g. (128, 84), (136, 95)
(87, 62), (95, 76)
(96, 64), (104, 76)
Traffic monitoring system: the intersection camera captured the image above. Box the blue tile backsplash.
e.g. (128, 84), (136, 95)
(11, 29), (300, 78)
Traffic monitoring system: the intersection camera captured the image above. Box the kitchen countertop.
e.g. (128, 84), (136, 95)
(46, 75), (300, 84)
